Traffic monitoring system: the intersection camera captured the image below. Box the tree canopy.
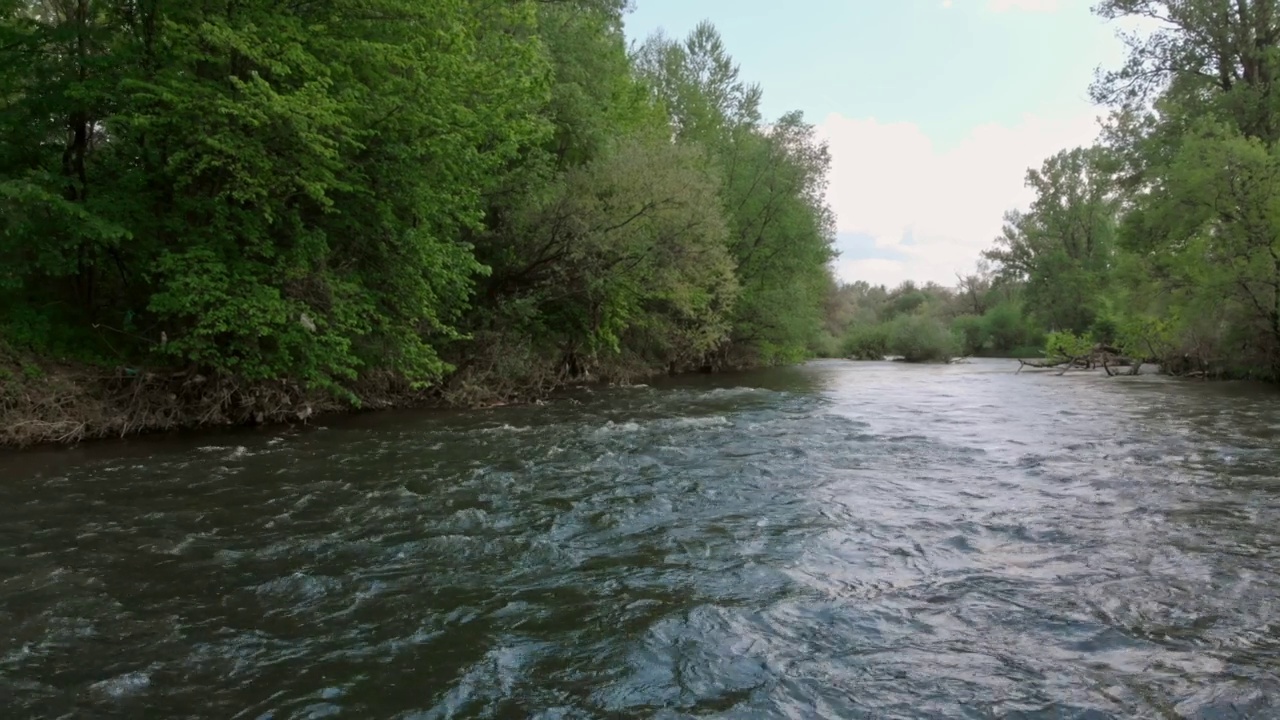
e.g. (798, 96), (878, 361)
(0, 0), (839, 409)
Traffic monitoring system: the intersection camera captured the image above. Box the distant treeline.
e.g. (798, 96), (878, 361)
(825, 0), (1280, 380)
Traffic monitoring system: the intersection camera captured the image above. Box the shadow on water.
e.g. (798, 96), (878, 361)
(2, 358), (1280, 718)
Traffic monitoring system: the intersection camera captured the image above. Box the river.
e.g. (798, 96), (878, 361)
(2, 358), (1279, 718)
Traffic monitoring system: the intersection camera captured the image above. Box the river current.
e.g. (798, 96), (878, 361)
(3, 359), (1280, 718)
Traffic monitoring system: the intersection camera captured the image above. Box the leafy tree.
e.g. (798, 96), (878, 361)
(952, 314), (987, 356)
(485, 135), (738, 372)
(636, 24), (836, 366)
(1, 0), (848, 435)
(983, 147), (1117, 335)
(1093, 0), (1280, 143)
(1045, 331), (1095, 364)
(1, 0), (551, 392)
(841, 324), (890, 361)
(1088, 0), (1280, 378)
(1117, 128), (1280, 374)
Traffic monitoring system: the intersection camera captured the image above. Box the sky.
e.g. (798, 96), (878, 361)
(622, 0), (1135, 288)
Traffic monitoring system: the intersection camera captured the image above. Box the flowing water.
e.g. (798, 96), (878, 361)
(3, 359), (1280, 719)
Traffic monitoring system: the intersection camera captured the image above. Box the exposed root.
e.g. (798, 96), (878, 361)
(0, 340), (682, 449)
(0, 328), (764, 449)
(0, 364), (351, 449)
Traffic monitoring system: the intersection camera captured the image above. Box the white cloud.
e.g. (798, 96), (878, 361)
(817, 109), (1102, 288)
(987, 0), (1061, 11)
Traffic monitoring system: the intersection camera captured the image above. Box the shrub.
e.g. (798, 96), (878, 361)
(951, 314), (987, 356)
(841, 324), (890, 360)
(809, 331), (842, 358)
(1045, 331), (1094, 362)
(981, 300), (1038, 354)
(888, 315), (957, 363)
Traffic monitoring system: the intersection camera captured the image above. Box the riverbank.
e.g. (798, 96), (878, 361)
(0, 345), (755, 450)
(0, 355), (356, 449)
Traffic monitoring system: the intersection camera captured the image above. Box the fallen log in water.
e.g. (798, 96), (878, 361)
(1016, 358), (1070, 373)
(1016, 343), (1143, 376)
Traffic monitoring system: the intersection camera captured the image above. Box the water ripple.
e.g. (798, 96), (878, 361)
(2, 359), (1279, 718)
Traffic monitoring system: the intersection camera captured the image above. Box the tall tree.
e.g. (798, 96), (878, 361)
(1092, 0), (1280, 376)
(1, 0), (552, 387)
(1094, 0), (1280, 141)
(984, 147), (1117, 335)
(636, 24), (836, 364)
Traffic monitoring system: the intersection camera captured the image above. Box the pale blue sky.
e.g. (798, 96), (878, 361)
(622, 0), (1133, 286)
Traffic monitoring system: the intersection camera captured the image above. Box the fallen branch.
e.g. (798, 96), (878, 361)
(1016, 344), (1142, 377)
(1016, 358), (1071, 373)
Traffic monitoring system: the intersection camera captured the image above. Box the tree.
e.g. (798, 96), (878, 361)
(480, 136), (738, 373)
(1093, 0), (1280, 142)
(0, 0), (552, 388)
(983, 147), (1117, 335)
(1089, 0), (1280, 377)
(635, 23), (836, 365)
(955, 259), (996, 316)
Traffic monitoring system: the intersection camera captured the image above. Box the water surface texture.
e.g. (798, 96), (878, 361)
(4, 359), (1280, 718)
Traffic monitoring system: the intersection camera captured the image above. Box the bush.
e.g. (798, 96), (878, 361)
(809, 331), (842, 358)
(887, 314), (957, 363)
(1044, 331), (1093, 362)
(951, 314), (987, 356)
(841, 324), (890, 360)
(1088, 314), (1119, 345)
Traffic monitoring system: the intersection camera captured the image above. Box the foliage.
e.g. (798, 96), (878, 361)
(489, 134), (738, 368)
(819, 274), (1039, 360)
(1089, 0), (1280, 379)
(833, 312), (957, 364)
(951, 315), (986, 357)
(979, 301), (1043, 355)
(0, 0), (840, 417)
(983, 147), (1117, 335)
(635, 24), (837, 365)
(887, 315), (957, 363)
(840, 324), (890, 361)
(1044, 331), (1094, 363)
(1, 0), (550, 392)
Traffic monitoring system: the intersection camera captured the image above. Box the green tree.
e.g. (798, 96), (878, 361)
(951, 314), (987, 356)
(482, 135), (738, 374)
(983, 147), (1117, 335)
(636, 23), (837, 366)
(1090, 0), (1280, 377)
(1, 0), (551, 390)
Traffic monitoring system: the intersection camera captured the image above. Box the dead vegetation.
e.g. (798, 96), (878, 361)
(0, 336), (689, 449)
(0, 361), (349, 448)
(1015, 344), (1145, 377)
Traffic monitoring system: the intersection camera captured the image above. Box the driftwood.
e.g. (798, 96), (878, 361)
(1016, 344), (1143, 377)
